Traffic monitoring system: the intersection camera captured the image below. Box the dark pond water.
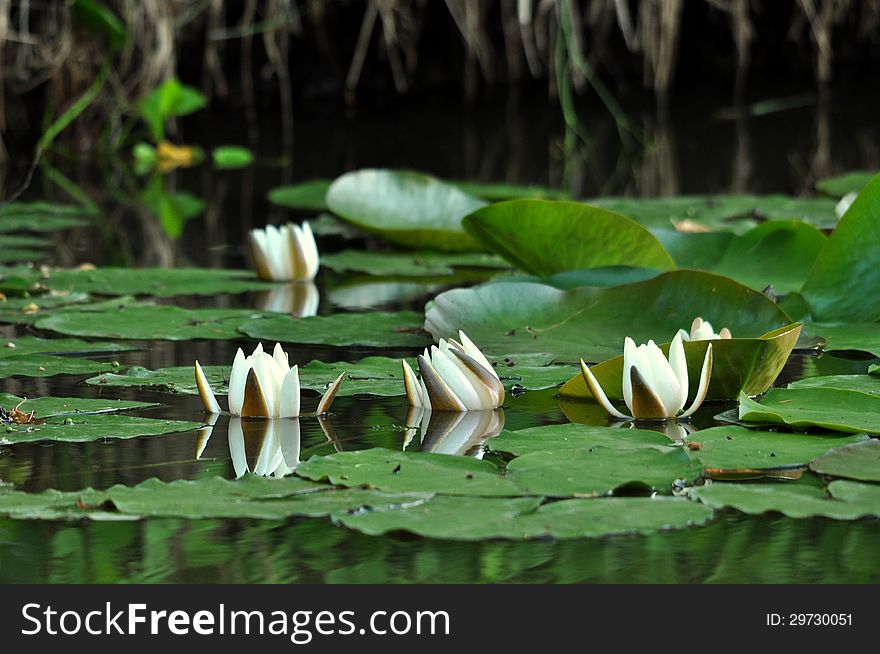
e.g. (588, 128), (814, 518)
(2, 92), (880, 583)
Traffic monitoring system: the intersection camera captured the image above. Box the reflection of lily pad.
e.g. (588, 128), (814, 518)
(1, 414), (200, 444)
(426, 271), (792, 363)
(738, 388), (880, 434)
(560, 324), (801, 402)
(690, 481), (878, 519)
(0, 202), (93, 231)
(809, 439), (880, 482)
(239, 311), (428, 348)
(462, 199), (675, 276)
(489, 423), (672, 456)
(326, 169), (486, 251)
(687, 426), (867, 470)
(297, 448), (518, 497)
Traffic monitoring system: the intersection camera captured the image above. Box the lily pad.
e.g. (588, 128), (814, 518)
(505, 447), (700, 496)
(816, 171), (876, 198)
(687, 426), (868, 470)
(325, 169), (486, 251)
(462, 199), (675, 277)
(0, 292), (94, 325)
(239, 311), (428, 348)
(690, 481), (878, 520)
(488, 423), (673, 456)
(738, 388), (880, 434)
(36, 304), (266, 340)
(320, 250), (508, 276)
(0, 335), (132, 358)
(296, 448), (519, 497)
(560, 323), (802, 402)
(451, 180), (570, 201)
(653, 230), (734, 269)
(268, 180), (332, 211)
(809, 439), (880, 482)
(788, 374), (880, 395)
(0, 202), (93, 231)
(0, 393), (157, 418)
(1, 414), (200, 445)
(425, 270), (792, 363)
(827, 479), (880, 505)
(801, 172), (880, 321)
(806, 322), (880, 356)
(0, 354), (120, 378)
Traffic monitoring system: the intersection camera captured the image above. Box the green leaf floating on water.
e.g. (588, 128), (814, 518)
(268, 180), (332, 211)
(36, 304), (267, 340)
(505, 447), (700, 497)
(462, 199), (675, 277)
(325, 169), (487, 252)
(320, 249), (509, 276)
(789, 374), (880, 395)
(738, 388), (880, 434)
(0, 292), (94, 325)
(0, 393), (157, 418)
(686, 426), (868, 471)
(1, 415), (201, 445)
(35, 267), (277, 297)
(239, 311), (428, 348)
(297, 448), (519, 497)
(805, 322), (880, 357)
(801, 172), (880, 321)
(0, 336), (132, 358)
(690, 480), (879, 520)
(559, 323), (802, 402)
(489, 423), (673, 457)
(809, 439), (880, 482)
(827, 479), (880, 506)
(815, 170), (876, 198)
(0, 335), (134, 379)
(426, 270), (792, 364)
(337, 495), (712, 541)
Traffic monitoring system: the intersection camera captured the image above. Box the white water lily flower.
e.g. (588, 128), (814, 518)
(835, 191), (858, 219)
(403, 407), (504, 458)
(401, 331), (504, 411)
(194, 342), (344, 418)
(249, 222), (319, 282)
(580, 332), (713, 421)
(677, 316), (731, 342)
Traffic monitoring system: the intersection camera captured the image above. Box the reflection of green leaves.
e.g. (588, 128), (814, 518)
(688, 426), (867, 470)
(801, 173), (880, 321)
(326, 169), (486, 251)
(738, 388), (880, 434)
(140, 177), (206, 238)
(2, 415), (200, 445)
(691, 481), (878, 519)
(463, 200), (675, 276)
(809, 440), (880, 482)
(561, 324), (801, 401)
(506, 448), (700, 496)
(489, 423), (672, 456)
(139, 79), (207, 142)
(426, 271), (792, 363)
(0, 202), (92, 231)
(212, 146), (254, 170)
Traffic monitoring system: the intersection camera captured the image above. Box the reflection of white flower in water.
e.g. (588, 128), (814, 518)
(835, 191), (858, 219)
(255, 282), (319, 317)
(249, 222), (319, 282)
(580, 332), (712, 421)
(403, 407), (504, 458)
(402, 331), (504, 411)
(677, 317), (731, 342)
(194, 342), (344, 418)
(227, 417), (301, 479)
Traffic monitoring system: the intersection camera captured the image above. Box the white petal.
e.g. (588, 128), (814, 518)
(622, 337), (638, 412)
(272, 342), (289, 373)
(300, 221), (320, 279)
(402, 359), (423, 408)
(677, 328), (690, 342)
(645, 340), (681, 416)
(457, 331), (498, 380)
(253, 352), (284, 417)
(279, 365), (301, 418)
(430, 346), (482, 410)
(680, 343), (713, 418)
(194, 360), (221, 414)
(581, 359), (630, 420)
(227, 348), (249, 416)
(227, 417), (249, 479)
(667, 332), (689, 413)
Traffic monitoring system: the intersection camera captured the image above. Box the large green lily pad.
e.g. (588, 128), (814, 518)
(0, 335), (132, 358)
(1, 414), (201, 445)
(320, 250), (508, 276)
(687, 426), (868, 470)
(827, 479), (880, 505)
(816, 171), (876, 198)
(809, 439), (880, 482)
(268, 180), (332, 211)
(738, 388), (880, 434)
(325, 169), (486, 251)
(560, 323), (801, 402)
(789, 374), (880, 395)
(801, 172), (880, 321)
(505, 447), (700, 496)
(0, 354), (120, 378)
(690, 481), (878, 520)
(425, 270), (792, 363)
(806, 322), (880, 357)
(0, 292), (94, 325)
(0, 393), (157, 418)
(296, 448), (518, 497)
(488, 423), (673, 456)
(462, 199), (675, 277)
(238, 311), (428, 348)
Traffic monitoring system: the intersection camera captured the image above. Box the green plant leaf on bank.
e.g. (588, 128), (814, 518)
(212, 146), (254, 170)
(320, 250), (509, 276)
(0, 393), (157, 418)
(690, 481), (879, 520)
(816, 171), (877, 198)
(686, 426), (868, 471)
(560, 323), (802, 402)
(462, 199), (675, 277)
(1, 415), (201, 445)
(489, 423), (673, 457)
(738, 388), (880, 434)
(801, 172), (880, 321)
(325, 169), (487, 251)
(426, 271), (793, 364)
(809, 439), (880, 482)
